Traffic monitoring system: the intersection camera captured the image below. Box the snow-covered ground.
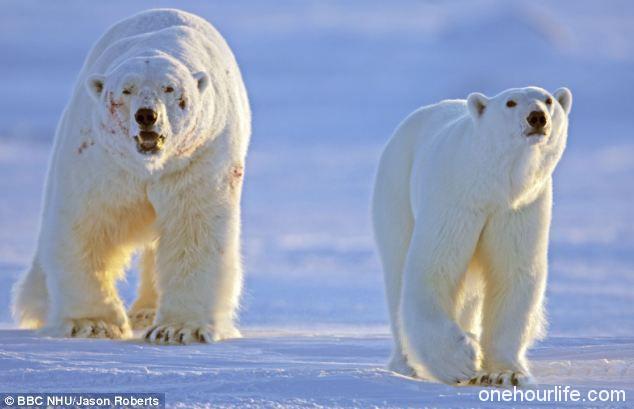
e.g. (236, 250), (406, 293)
(1, 327), (632, 408)
(0, 1), (633, 407)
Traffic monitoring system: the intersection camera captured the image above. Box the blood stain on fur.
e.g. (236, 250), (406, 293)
(77, 140), (95, 155)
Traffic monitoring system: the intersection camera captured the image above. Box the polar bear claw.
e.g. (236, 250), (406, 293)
(467, 370), (533, 388)
(143, 323), (241, 345)
(41, 318), (131, 340)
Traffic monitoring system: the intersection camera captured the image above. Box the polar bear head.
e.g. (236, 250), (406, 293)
(466, 86), (572, 149)
(85, 54), (219, 171)
(467, 86), (573, 206)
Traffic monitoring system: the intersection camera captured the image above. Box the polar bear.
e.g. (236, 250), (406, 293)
(11, 9), (251, 344)
(372, 86), (572, 386)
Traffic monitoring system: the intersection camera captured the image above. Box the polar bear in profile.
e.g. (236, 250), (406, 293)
(11, 9), (251, 344)
(372, 86), (572, 386)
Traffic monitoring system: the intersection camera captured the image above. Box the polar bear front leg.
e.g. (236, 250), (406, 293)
(474, 189), (551, 387)
(40, 222), (132, 339)
(399, 206), (486, 384)
(145, 163), (243, 345)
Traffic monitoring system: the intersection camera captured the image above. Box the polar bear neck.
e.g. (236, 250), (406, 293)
(458, 120), (565, 210)
(487, 135), (564, 210)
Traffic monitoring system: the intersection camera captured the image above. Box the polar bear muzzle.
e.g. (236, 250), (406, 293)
(134, 108), (164, 154)
(525, 109), (549, 136)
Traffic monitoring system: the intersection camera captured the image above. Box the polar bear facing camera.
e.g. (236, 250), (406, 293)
(372, 86), (572, 386)
(12, 9), (251, 344)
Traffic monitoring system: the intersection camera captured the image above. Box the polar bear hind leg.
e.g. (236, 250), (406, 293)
(128, 244), (158, 330)
(12, 260), (48, 329)
(372, 145), (416, 376)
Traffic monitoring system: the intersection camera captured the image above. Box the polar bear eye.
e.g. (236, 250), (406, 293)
(545, 97), (553, 105)
(506, 100), (517, 108)
(122, 88), (132, 95)
(164, 86), (174, 93)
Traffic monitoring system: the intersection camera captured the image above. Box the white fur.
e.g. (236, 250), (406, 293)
(11, 9), (251, 344)
(372, 86), (572, 385)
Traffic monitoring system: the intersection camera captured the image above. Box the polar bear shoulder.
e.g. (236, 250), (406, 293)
(376, 99), (472, 197)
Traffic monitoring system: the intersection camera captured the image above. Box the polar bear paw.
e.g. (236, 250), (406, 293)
(143, 323), (241, 345)
(466, 370), (533, 387)
(127, 308), (156, 330)
(41, 318), (132, 340)
(387, 352), (416, 377)
(412, 329), (481, 384)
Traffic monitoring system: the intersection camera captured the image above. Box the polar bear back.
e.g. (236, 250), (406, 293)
(90, 26), (223, 82)
(377, 100), (471, 208)
(81, 9), (232, 77)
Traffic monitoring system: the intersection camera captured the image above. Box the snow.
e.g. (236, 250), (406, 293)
(1, 328), (632, 408)
(0, 1), (633, 407)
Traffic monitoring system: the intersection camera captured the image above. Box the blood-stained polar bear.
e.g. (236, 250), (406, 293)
(372, 86), (572, 386)
(12, 9), (251, 345)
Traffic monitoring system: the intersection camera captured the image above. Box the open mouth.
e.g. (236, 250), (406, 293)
(134, 131), (165, 155)
(525, 129), (547, 137)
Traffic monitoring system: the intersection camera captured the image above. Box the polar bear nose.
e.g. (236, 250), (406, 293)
(526, 110), (547, 129)
(135, 108), (158, 127)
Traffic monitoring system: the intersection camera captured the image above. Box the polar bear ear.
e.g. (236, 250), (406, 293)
(467, 92), (488, 119)
(554, 87), (572, 115)
(85, 74), (106, 102)
(193, 71), (210, 94)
